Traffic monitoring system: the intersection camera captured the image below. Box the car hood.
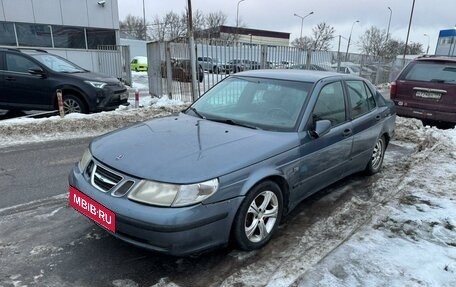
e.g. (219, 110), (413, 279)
(66, 71), (120, 84)
(90, 114), (299, 184)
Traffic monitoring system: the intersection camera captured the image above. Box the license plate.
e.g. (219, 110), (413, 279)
(120, 93), (128, 100)
(69, 186), (116, 232)
(415, 91), (441, 100)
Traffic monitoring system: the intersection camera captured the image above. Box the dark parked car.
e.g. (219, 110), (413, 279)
(390, 56), (456, 127)
(0, 48), (128, 114)
(69, 70), (395, 256)
(161, 58), (204, 82)
(222, 59), (261, 73)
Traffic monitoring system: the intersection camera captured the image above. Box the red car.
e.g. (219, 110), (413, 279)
(390, 56), (456, 127)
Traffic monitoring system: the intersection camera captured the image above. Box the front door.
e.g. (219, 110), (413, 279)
(292, 81), (353, 202)
(3, 52), (53, 109)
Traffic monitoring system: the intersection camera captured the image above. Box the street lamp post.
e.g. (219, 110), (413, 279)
(345, 20), (360, 60)
(236, 0), (246, 30)
(142, 0), (146, 40)
(386, 7), (392, 43)
(424, 33), (430, 54)
(236, 0), (246, 42)
(293, 11), (314, 39)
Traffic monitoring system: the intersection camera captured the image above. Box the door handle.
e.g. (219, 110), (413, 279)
(375, 115), (381, 121)
(5, 76), (16, 81)
(342, 129), (352, 137)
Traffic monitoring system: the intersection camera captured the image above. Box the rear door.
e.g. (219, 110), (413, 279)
(345, 80), (383, 174)
(4, 52), (54, 109)
(396, 60), (456, 113)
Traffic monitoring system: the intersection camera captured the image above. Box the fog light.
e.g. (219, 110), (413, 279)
(398, 101), (403, 106)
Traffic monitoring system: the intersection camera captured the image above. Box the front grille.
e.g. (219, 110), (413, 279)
(90, 164), (123, 192)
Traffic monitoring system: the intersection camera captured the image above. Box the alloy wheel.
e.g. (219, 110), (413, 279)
(244, 190), (279, 243)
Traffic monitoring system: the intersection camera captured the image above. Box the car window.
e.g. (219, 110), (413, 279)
(313, 81), (346, 126)
(6, 53), (40, 73)
(346, 80), (375, 118)
(404, 62), (456, 84)
(191, 76), (313, 131)
(32, 53), (84, 73)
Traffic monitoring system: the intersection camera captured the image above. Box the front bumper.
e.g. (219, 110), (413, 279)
(68, 166), (243, 256)
(395, 105), (456, 124)
(94, 87), (129, 112)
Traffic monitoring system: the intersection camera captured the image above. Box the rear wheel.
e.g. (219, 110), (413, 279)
(233, 181), (283, 251)
(63, 94), (87, 114)
(365, 136), (386, 175)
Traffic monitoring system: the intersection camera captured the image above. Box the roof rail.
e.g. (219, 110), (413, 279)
(0, 47), (49, 53)
(18, 48), (48, 53)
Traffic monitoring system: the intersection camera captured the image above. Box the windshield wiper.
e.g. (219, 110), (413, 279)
(186, 107), (206, 119)
(208, 118), (260, 130)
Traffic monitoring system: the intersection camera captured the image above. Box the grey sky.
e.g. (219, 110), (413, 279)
(118, 0), (455, 53)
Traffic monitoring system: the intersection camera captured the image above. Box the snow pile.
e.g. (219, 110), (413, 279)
(0, 98), (188, 148)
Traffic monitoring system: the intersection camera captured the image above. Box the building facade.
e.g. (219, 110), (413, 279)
(435, 29), (456, 56)
(0, 0), (120, 72)
(199, 25), (290, 47)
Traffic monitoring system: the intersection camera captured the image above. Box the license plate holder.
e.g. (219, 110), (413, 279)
(69, 186), (116, 232)
(415, 90), (441, 100)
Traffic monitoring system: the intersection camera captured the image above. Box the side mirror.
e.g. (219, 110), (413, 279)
(310, 119), (331, 138)
(28, 68), (46, 78)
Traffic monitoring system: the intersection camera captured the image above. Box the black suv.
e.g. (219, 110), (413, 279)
(0, 48), (128, 114)
(391, 56), (456, 127)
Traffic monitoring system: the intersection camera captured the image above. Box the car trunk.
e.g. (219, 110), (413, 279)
(394, 80), (456, 113)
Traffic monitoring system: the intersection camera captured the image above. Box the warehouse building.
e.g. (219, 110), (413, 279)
(0, 0), (125, 77)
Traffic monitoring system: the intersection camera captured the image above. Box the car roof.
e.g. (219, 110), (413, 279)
(237, 69), (356, 82)
(414, 56), (456, 63)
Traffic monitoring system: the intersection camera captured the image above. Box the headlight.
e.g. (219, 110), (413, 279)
(128, 178), (219, 207)
(78, 148), (92, 172)
(84, 80), (107, 89)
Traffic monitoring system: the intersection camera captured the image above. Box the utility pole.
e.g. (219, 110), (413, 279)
(187, 0), (198, 101)
(403, 0), (416, 65)
(142, 0), (146, 40)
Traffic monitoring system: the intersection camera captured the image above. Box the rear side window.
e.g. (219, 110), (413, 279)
(404, 62), (456, 84)
(346, 81), (376, 119)
(6, 53), (40, 73)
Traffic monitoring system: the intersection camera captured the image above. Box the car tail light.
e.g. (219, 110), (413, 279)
(390, 81), (397, 99)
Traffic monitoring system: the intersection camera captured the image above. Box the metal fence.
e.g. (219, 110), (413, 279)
(146, 40), (412, 102)
(97, 45), (131, 86)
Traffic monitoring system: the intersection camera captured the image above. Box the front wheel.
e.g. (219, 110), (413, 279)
(233, 181), (283, 251)
(63, 94), (87, 114)
(365, 136), (386, 175)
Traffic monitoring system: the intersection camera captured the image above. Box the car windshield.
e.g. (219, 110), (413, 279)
(349, 65), (361, 73)
(31, 54), (86, 73)
(189, 76), (313, 131)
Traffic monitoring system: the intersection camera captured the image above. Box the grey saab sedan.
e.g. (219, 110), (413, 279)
(69, 70), (396, 256)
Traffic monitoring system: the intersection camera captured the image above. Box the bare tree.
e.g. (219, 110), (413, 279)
(291, 22), (334, 51)
(359, 26), (387, 57)
(312, 22), (335, 51)
(150, 11), (186, 41)
(206, 11), (227, 29)
(291, 36), (314, 50)
(119, 14), (148, 40)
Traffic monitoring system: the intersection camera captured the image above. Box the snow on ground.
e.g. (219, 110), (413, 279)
(0, 95), (188, 148)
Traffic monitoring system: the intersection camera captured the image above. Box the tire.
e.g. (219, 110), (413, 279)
(365, 136), (386, 175)
(63, 94), (87, 114)
(233, 180), (283, 251)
